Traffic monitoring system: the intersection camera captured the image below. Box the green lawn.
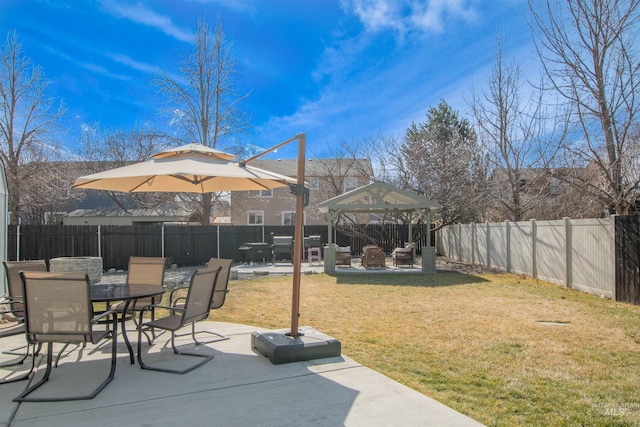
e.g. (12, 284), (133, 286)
(211, 270), (640, 426)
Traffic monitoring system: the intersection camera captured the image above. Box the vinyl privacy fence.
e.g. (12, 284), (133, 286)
(436, 217), (616, 299)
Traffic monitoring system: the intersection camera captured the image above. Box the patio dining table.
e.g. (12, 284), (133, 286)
(90, 283), (165, 364)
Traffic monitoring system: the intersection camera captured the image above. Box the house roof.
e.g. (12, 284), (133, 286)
(252, 158), (373, 178)
(66, 207), (191, 219)
(318, 181), (440, 215)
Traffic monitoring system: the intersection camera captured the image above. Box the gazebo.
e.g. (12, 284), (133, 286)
(318, 181), (441, 273)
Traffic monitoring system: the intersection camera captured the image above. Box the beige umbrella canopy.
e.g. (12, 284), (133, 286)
(72, 143), (296, 193)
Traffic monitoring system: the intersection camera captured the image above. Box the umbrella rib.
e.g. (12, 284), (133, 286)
(129, 176), (158, 193)
(248, 179), (272, 190)
(173, 175), (215, 185)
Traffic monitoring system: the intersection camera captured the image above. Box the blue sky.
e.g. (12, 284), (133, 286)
(0, 0), (535, 159)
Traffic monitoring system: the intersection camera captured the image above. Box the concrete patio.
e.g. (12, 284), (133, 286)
(1, 321), (484, 426)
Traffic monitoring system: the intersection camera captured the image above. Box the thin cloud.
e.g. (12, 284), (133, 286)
(40, 45), (131, 81)
(106, 52), (163, 75)
(99, 0), (194, 42)
(340, 0), (478, 36)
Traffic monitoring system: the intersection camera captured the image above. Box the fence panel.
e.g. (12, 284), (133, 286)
(459, 224), (474, 264)
(488, 223), (508, 270)
(535, 220), (565, 285)
(510, 222), (533, 276)
(163, 225), (218, 267)
(475, 224), (488, 266)
(101, 226), (162, 269)
(571, 219), (614, 298)
(6, 223), (435, 271)
(615, 215), (640, 304)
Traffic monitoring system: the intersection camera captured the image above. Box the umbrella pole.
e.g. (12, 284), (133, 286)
(250, 133), (341, 364)
(289, 134), (305, 337)
(241, 133), (307, 337)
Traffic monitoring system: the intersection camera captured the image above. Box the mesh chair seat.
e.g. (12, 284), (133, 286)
(144, 314), (183, 331)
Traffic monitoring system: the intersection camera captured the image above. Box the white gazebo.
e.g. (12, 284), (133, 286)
(318, 181), (441, 273)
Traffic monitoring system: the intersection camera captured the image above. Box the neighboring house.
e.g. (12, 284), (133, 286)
(64, 208), (194, 226)
(230, 158), (373, 226)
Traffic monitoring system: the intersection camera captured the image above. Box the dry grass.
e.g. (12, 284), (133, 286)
(211, 270), (640, 426)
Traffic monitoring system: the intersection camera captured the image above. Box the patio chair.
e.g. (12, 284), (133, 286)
(362, 245), (385, 269)
(112, 256), (166, 325)
(3, 260), (48, 320)
(2, 260), (48, 360)
(137, 267), (221, 374)
(335, 246), (352, 267)
(13, 271), (118, 402)
(392, 244), (414, 267)
(169, 258), (233, 344)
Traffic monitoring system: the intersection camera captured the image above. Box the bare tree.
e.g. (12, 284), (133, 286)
(469, 38), (559, 221)
(0, 30), (65, 223)
(529, 0), (640, 214)
(153, 16), (250, 224)
(76, 123), (172, 210)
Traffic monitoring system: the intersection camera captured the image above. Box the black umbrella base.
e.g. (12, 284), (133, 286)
(251, 328), (341, 365)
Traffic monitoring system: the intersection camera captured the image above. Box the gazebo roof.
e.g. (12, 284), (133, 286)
(318, 181), (440, 215)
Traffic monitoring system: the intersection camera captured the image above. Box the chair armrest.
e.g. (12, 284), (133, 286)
(91, 310), (117, 324)
(172, 296), (186, 307)
(139, 303), (185, 314)
(169, 286), (189, 306)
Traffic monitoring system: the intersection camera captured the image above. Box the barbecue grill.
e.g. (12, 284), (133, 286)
(238, 242), (272, 264)
(272, 236), (294, 263)
(303, 235), (321, 250)
(303, 235), (322, 259)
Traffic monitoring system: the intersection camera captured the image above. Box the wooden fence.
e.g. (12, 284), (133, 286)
(7, 223), (432, 270)
(436, 215), (640, 305)
(615, 215), (640, 305)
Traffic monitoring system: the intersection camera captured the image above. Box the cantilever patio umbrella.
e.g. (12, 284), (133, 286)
(73, 136), (310, 343)
(73, 142), (297, 193)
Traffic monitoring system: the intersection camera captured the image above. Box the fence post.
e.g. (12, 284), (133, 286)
(217, 225), (220, 258)
(531, 219), (537, 279)
(97, 225), (102, 258)
(161, 224), (165, 258)
(505, 220), (510, 272)
(564, 217), (572, 288)
(457, 223), (462, 261)
(471, 222), (476, 265)
(486, 221), (491, 268)
(610, 214), (617, 301)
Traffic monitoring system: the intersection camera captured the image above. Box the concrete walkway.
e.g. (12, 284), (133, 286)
(1, 321), (484, 426)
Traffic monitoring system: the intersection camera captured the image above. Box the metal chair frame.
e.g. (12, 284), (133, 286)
(169, 258), (232, 344)
(13, 271), (118, 402)
(137, 267), (221, 374)
(2, 260), (48, 358)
